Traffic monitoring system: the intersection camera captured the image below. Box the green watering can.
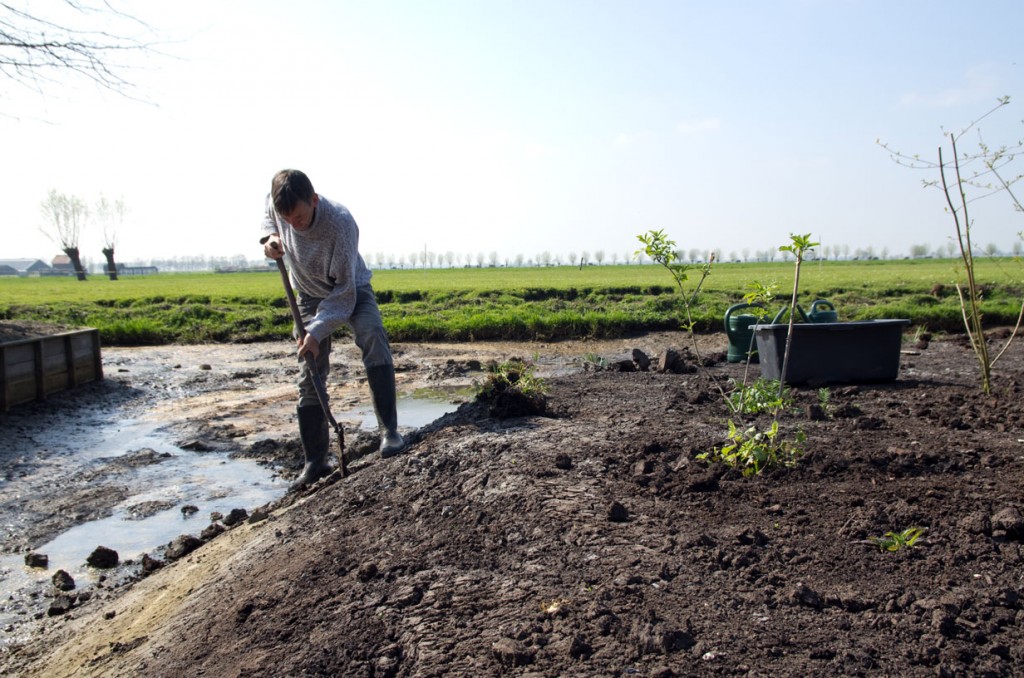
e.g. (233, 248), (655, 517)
(724, 303), (765, 363)
(808, 299), (838, 323)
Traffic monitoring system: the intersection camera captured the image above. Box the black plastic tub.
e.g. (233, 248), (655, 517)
(753, 319), (911, 385)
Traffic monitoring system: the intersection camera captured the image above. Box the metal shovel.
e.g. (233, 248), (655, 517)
(275, 257), (348, 478)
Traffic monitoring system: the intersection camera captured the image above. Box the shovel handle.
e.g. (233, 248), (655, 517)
(275, 254), (347, 477)
(276, 258), (307, 339)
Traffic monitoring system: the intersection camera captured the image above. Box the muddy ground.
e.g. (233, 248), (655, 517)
(2, 326), (1024, 677)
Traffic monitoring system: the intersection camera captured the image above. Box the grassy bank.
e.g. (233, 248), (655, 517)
(0, 259), (1020, 345)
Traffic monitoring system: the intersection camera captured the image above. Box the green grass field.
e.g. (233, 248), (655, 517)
(1, 258), (1021, 345)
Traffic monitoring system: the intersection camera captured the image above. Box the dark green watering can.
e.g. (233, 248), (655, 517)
(808, 299), (838, 323)
(724, 303), (765, 363)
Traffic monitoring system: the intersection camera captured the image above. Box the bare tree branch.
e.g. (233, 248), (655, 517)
(0, 0), (156, 98)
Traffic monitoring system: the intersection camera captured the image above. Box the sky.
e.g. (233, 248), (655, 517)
(3, 0), (1023, 266)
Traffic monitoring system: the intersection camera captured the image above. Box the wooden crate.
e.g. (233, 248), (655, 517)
(0, 329), (103, 410)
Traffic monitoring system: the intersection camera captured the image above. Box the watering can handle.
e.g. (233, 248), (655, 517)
(724, 303), (764, 336)
(810, 299), (835, 313)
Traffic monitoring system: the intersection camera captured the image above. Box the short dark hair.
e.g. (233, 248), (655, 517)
(271, 169), (315, 215)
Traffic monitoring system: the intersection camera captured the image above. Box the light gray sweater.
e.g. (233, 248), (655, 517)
(261, 194), (373, 342)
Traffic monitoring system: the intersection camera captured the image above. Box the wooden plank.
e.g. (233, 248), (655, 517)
(33, 341), (44, 401)
(0, 328), (103, 410)
(6, 381), (37, 408)
(64, 335), (77, 387)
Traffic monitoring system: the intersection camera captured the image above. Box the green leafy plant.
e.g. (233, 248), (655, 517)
(697, 419), (805, 476)
(742, 280), (778, 314)
(728, 378), (792, 415)
(866, 527), (927, 552)
(635, 229), (713, 333)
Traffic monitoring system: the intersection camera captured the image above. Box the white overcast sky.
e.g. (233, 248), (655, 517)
(3, 0), (1022, 264)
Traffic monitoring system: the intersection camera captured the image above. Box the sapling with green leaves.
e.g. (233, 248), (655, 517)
(635, 229), (735, 409)
(635, 229), (714, 335)
(776, 233), (820, 407)
(636, 229), (811, 476)
(707, 234), (814, 476)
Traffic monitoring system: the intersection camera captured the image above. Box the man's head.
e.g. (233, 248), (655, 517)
(271, 169), (319, 231)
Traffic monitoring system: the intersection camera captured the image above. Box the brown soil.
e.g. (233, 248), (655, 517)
(3, 329), (1024, 677)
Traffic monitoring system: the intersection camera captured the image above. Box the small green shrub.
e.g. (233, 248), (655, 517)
(728, 378), (792, 415)
(698, 420), (805, 476)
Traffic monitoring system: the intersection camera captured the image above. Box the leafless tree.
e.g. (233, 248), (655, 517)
(94, 194), (125, 280)
(39, 188), (88, 280)
(1, 1), (157, 101)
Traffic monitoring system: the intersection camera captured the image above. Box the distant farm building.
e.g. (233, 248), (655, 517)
(0, 259), (52, 276)
(50, 255), (75, 275)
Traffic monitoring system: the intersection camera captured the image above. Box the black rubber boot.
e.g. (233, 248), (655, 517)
(366, 364), (405, 458)
(291, 404), (332, 490)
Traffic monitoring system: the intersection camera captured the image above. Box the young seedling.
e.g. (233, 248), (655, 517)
(865, 527), (927, 552)
(816, 387), (833, 418)
(578, 352), (608, 371)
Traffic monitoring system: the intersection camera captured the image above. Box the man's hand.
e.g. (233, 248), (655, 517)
(297, 333), (320, 360)
(264, 234), (284, 260)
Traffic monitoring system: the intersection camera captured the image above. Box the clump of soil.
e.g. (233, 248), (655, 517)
(475, 358), (550, 418)
(4, 333), (1024, 677)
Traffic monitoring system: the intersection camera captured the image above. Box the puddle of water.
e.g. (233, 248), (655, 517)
(0, 387), (462, 639)
(0, 449), (285, 632)
(346, 391), (465, 431)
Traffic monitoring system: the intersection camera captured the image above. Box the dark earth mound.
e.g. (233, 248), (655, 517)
(3, 332), (1024, 677)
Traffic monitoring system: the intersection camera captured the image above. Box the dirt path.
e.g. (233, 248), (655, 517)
(3, 331), (1024, 677)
